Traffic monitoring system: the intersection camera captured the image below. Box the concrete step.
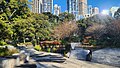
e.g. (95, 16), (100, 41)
(16, 64), (36, 68)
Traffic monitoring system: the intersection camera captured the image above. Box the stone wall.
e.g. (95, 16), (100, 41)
(0, 58), (15, 68)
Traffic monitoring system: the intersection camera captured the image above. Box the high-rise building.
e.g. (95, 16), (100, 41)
(32, 0), (43, 13)
(109, 7), (119, 17)
(83, 5), (93, 18)
(67, 0), (79, 20)
(88, 5), (92, 15)
(78, 0), (88, 16)
(67, 0), (88, 20)
(54, 4), (61, 16)
(92, 7), (99, 15)
(42, 0), (53, 13)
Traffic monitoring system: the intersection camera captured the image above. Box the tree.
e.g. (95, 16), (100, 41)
(42, 12), (59, 23)
(114, 8), (120, 19)
(59, 12), (75, 22)
(0, 19), (13, 45)
(0, 0), (32, 45)
(0, 0), (31, 22)
(86, 19), (120, 47)
(88, 14), (114, 25)
(12, 19), (28, 44)
(12, 13), (51, 44)
(29, 13), (51, 44)
(77, 19), (91, 42)
(76, 14), (114, 45)
(85, 23), (106, 40)
(52, 21), (78, 40)
(105, 19), (120, 47)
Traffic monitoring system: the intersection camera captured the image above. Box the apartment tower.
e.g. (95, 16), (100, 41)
(110, 7), (119, 17)
(32, 0), (43, 13)
(67, 0), (79, 20)
(67, 0), (88, 20)
(54, 4), (61, 16)
(78, 0), (88, 16)
(88, 5), (92, 15)
(42, 0), (53, 13)
(92, 7), (99, 15)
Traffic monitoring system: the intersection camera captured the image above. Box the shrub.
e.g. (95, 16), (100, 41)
(47, 48), (51, 52)
(8, 49), (19, 55)
(34, 45), (41, 51)
(0, 47), (18, 57)
(24, 42), (32, 46)
(32, 39), (36, 46)
(52, 47), (57, 52)
(89, 40), (96, 46)
(0, 40), (7, 46)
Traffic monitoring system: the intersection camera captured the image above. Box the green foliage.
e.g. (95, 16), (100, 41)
(0, 20), (13, 41)
(82, 18), (120, 48)
(76, 19), (88, 42)
(20, 42), (32, 46)
(0, 40), (7, 46)
(0, 0), (32, 45)
(101, 20), (120, 47)
(0, 0), (31, 22)
(34, 45), (41, 51)
(0, 0), (77, 47)
(30, 13), (51, 42)
(24, 42), (32, 45)
(43, 12), (59, 23)
(32, 39), (36, 46)
(0, 47), (18, 56)
(52, 47), (57, 52)
(47, 48), (51, 53)
(65, 43), (71, 52)
(70, 35), (81, 42)
(77, 14), (115, 47)
(59, 12), (75, 22)
(89, 39), (96, 46)
(0, 4), (51, 46)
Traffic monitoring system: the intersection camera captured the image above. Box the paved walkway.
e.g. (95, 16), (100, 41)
(16, 46), (118, 68)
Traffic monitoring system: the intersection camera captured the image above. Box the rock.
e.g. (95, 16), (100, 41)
(2, 59), (15, 68)
(92, 48), (120, 67)
(6, 45), (16, 50)
(67, 48), (89, 60)
(70, 43), (81, 50)
(16, 64), (36, 68)
(19, 52), (26, 62)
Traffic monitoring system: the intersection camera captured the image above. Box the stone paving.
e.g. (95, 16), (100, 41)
(15, 46), (118, 68)
(0, 45), (119, 68)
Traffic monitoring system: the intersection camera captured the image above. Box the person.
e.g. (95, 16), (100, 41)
(86, 50), (92, 61)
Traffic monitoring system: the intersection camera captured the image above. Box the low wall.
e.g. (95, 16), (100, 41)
(0, 54), (24, 68)
(0, 58), (15, 68)
(71, 43), (81, 50)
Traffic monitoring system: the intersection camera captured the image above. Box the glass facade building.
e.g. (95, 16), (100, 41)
(67, 0), (88, 20)
(42, 0), (53, 13)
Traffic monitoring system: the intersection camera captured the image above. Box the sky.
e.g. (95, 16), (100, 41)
(54, 0), (120, 12)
